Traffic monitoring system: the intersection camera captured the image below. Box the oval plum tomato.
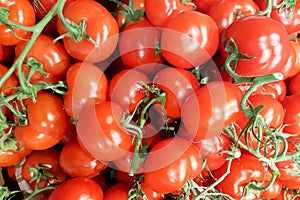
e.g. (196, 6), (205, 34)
(161, 11), (219, 69)
(207, 0), (259, 35)
(76, 101), (133, 161)
(214, 154), (265, 199)
(63, 62), (108, 119)
(21, 149), (67, 191)
(59, 136), (107, 177)
(104, 183), (130, 200)
(153, 67), (200, 119)
(144, 0), (194, 27)
(49, 177), (104, 200)
(119, 19), (164, 68)
(143, 137), (202, 194)
(276, 159), (300, 189)
(0, 0), (36, 46)
(289, 71), (300, 95)
(15, 91), (69, 150)
(56, 0), (119, 63)
(193, 0), (221, 13)
(15, 34), (71, 84)
(182, 81), (243, 141)
(0, 144), (32, 167)
(221, 15), (291, 76)
(281, 94), (300, 140)
(0, 64), (19, 96)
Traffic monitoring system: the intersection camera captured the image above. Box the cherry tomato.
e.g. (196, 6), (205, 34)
(289, 70), (300, 95)
(0, 0), (36, 46)
(193, 0), (221, 13)
(49, 177), (104, 200)
(0, 45), (14, 63)
(260, 171), (282, 199)
(140, 181), (163, 200)
(161, 10), (219, 69)
(280, 43), (297, 79)
(56, 0), (119, 63)
(0, 145), (32, 167)
(276, 159), (300, 189)
(0, 64), (19, 96)
(274, 189), (300, 200)
(104, 182), (130, 200)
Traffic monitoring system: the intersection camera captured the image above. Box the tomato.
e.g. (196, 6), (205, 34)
(119, 19), (164, 68)
(182, 81), (243, 141)
(214, 154), (265, 199)
(22, 149), (67, 191)
(56, 0), (119, 63)
(144, 0), (194, 27)
(153, 67), (200, 119)
(161, 10), (219, 69)
(193, 0), (221, 13)
(49, 177), (104, 200)
(140, 181), (163, 200)
(108, 69), (149, 114)
(289, 70), (300, 95)
(279, 42), (297, 79)
(0, 64), (19, 96)
(207, 0), (259, 35)
(274, 189), (300, 200)
(76, 101), (133, 161)
(114, 170), (135, 185)
(59, 136), (107, 177)
(0, 45), (14, 63)
(15, 91), (69, 150)
(104, 183), (130, 200)
(63, 62), (108, 119)
(15, 34), (71, 84)
(221, 15), (291, 76)
(259, 171), (282, 199)
(143, 137), (202, 194)
(276, 159), (300, 189)
(0, 145), (32, 167)
(0, 0), (36, 46)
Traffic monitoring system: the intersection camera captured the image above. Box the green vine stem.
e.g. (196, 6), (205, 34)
(258, 0), (273, 17)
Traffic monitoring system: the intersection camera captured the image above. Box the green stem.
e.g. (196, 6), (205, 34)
(258, 0), (273, 17)
(23, 185), (55, 200)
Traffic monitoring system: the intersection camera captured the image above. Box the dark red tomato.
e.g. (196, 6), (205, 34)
(144, 0), (194, 27)
(207, 0), (259, 35)
(140, 181), (163, 200)
(281, 94), (300, 140)
(193, 0), (221, 13)
(143, 137), (202, 194)
(15, 34), (71, 84)
(289, 70), (300, 95)
(182, 81), (243, 141)
(104, 183), (130, 200)
(153, 67), (200, 119)
(0, 45), (14, 63)
(91, 174), (108, 192)
(214, 154), (265, 199)
(119, 19), (163, 68)
(221, 15), (290, 76)
(22, 149), (67, 190)
(0, 145), (32, 167)
(59, 136), (107, 177)
(161, 11), (219, 69)
(64, 62), (108, 119)
(280, 43), (297, 79)
(0, 64), (19, 96)
(0, 0), (36, 46)
(49, 177), (104, 200)
(114, 170), (135, 186)
(108, 69), (149, 114)
(31, 0), (74, 19)
(260, 171), (282, 199)
(76, 101), (133, 161)
(15, 91), (69, 150)
(56, 0), (119, 63)
(276, 159), (300, 189)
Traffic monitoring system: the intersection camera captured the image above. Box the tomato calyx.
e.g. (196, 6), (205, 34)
(180, 0), (196, 9)
(0, 130), (18, 151)
(0, 186), (20, 200)
(24, 57), (47, 82)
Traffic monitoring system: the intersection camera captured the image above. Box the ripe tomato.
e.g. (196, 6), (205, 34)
(193, 0), (221, 13)
(0, 145), (32, 167)
(56, 0), (119, 63)
(103, 183), (130, 200)
(0, 64), (19, 96)
(76, 101), (133, 161)
(161, 11), (219, 69)
(59, 136), (107, 177)
(144, 0), (194, 27)
(259, 171), (282, 199)
(15, 34), (71, 84)
(280, 43), (297, 79)
(49, 177), (104, 200)
(182, 81), (243, 141)
(63, 62), (108, 119)
(276, 159), (300, 189)
(140, 181), (163, 200)
(0, 0), (36, 46)
(289, 70), (300, 95)
(221, 15), (291, 76)
(0, 45), (14, 63)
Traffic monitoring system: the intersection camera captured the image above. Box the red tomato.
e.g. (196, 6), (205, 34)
(260, 171), (282, 199)
(56, 0), (119, 63)
(0, 145), (32, 167)
(276, 159), (300, 189)
(104, 183), (130, 200)
(0, 64), (19, 96)
(140, 181), (163, 200)
(289, 70), (300, 95)
(153, 67), (200, 119)
(221, 15), (291, 76)
(22, 149), (67, 190)
(15, 91), (69, 150)
(161, 11), (219, 69)
(63, 62), (108, 119)
(49, 177), (104, 200)
(0, 45), (14, 63)
(59, 136), (107, 177)
(0, 0), (36, 46)
(280, 43), (297, 79)
(15, 34), (71, 84)
(144, 0), (194, 27)
(193, 0), (221, 13)
(76, 101), (133, 161)
(182, 81), (243, 141)
(274, 189), (300, 200)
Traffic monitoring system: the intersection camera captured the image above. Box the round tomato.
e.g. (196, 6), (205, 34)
(104, 183), (130, 200)
(0, 64), (19, 96)
(289, 70), (300, 95)
(56, 0), (119, 63)
(279, 43), (297, 79)
(0, 45), (14, 63)
(193, 0), (221, 13)
(0, 145), (32, 167)
(276, 159), (300, 189)
(140, 181), (163, 200)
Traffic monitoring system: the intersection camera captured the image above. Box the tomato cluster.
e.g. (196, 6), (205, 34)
(1, 0), (300, 199)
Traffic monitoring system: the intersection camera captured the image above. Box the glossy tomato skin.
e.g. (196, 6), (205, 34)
(279, 43), (297, 79)
(193, 0), (221, 13)
(56, 0), (119, 63)
(161, 11), (219, 69)
(276, 159), (300, 189)
(63, 62), (108, 119)
(0, 45), (14, 63)
(49, 177), (104, 200)
(0, 146), (32, 167)
(0, 64), (19, 96)
(104, 183), (130, 200)
(182, 81), (243, 141)
(15, 34), (71, 84)
(289, 71), (300, 95)
(221, 15), (290, 76)
(0, 0), (36, 46)
(144, 0), (194, 27)
(140, 181), (163, 200)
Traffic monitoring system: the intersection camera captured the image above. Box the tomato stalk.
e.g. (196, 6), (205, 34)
(257, 0), (273, 17)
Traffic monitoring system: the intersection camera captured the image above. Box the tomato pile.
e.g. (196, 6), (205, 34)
(0, 0), (300, 199)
